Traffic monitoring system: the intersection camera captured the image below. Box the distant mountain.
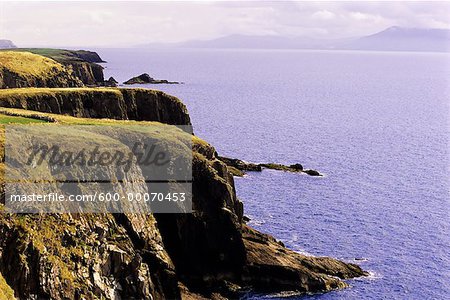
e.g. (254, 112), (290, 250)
(0, 40), (17, 49)
(177, 34), (344, 49)
(341, 26), (450, 52)
(140, 34), (348, 50)
(139, 27), (450, 53)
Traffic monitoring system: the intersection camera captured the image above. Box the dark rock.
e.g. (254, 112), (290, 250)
(227, 166), (245, 177)
(219, 157), (313, 176)
(124, 73), (179, 85)
(241, 225), (368, 292)
(70, 50), (106, 63)
(304, 169), (322, 176)
(290, 163), (303, 171)
(218, 156), (262, 172)
(104, 76), (118, 87)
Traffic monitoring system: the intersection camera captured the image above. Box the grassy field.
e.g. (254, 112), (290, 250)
(0, 113), (47, 124)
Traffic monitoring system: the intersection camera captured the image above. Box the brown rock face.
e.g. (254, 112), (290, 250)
(65, 61), (104, 86)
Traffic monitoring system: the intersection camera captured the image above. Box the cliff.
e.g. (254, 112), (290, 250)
(0, 88), (191, 125)
(0, 89), (367, 299)
(1, 49), (105, 86)
(0, 52), (83, 88)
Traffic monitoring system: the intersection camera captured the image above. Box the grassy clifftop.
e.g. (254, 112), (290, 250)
(0, 51), (66, 79)
(5, 48), (105, 63)
(0, 51), (83, 89)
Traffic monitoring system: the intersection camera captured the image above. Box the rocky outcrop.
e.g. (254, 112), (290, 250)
(124, 73), (180, 85)
(104, 76), (118, 87)
(0, 88), (191, 125)
(65, 61), (104, 86)
(242, 225), (365, 292)
(219, 156), (322, 177)
(0, 40), (16, 49)
(68, 50), (105, 63)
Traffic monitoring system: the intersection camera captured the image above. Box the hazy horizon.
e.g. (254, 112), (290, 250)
(1, 1), (449, 48)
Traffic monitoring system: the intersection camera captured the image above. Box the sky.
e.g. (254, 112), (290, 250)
(0, 1), (449, 47)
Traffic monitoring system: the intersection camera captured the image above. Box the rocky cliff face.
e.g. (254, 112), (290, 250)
(33, 49), (105, 85)
(68, 50), (105, 63)
(64, 61), (104, 86)
(0, 89), (367, 299)
(0, 88), (191, 126)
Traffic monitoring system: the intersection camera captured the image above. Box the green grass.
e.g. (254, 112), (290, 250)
(0, 113), (47, 124)
(1, 48), (93, 63)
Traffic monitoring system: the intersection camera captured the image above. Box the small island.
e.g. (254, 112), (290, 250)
(124, 73), (180, 85)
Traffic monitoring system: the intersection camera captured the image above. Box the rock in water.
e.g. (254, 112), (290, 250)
(304, 169), (322, 176)
(104, 76), (118, 87)
(218, 156), (262, 172)
(124, 73), (179, 84)
(290, 163), (303, 171)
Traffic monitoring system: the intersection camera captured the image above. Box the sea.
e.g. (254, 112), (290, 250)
(96, 48), (450, 299)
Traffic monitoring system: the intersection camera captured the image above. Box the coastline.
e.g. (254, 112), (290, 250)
(0, 49), (368, 299)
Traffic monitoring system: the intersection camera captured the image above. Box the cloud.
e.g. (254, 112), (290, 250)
(0, 1), (448, 47)
(311, 10), (336, 21)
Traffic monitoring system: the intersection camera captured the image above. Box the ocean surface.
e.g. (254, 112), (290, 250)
(97, 48), (450, 299)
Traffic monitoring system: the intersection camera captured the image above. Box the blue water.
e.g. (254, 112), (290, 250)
(98, 48), (450, 299)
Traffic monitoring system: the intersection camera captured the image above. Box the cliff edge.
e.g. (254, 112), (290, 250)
(0, 88), (191, 125)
